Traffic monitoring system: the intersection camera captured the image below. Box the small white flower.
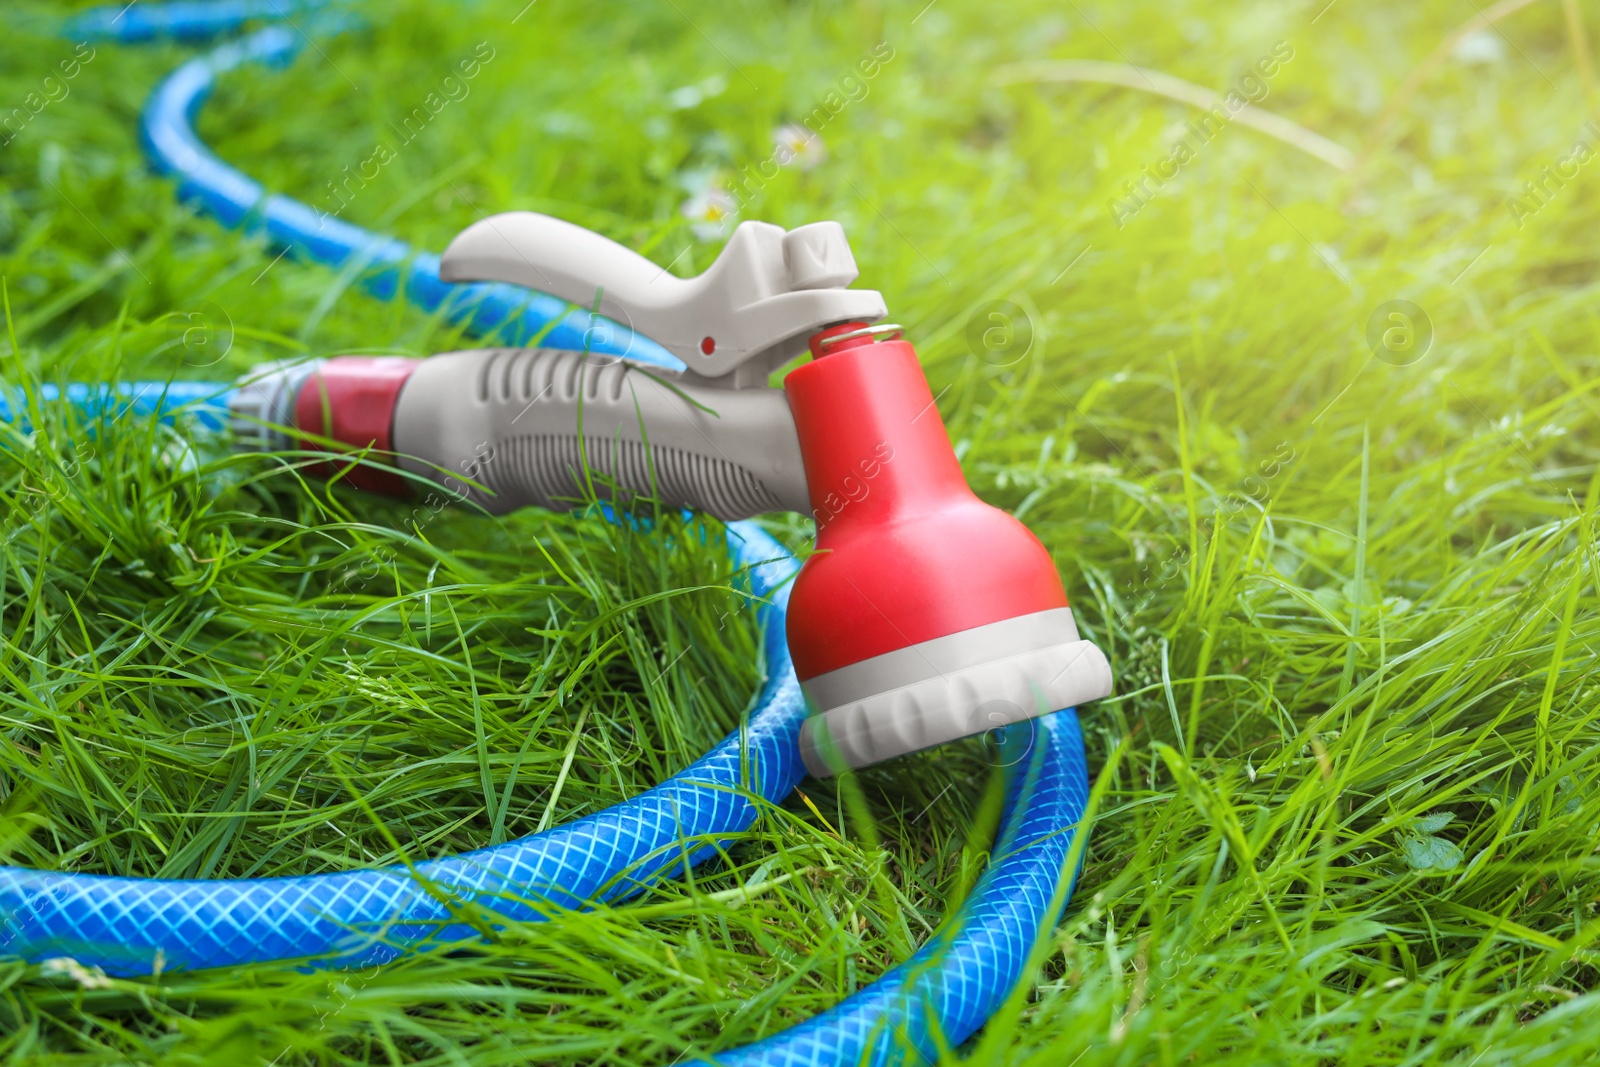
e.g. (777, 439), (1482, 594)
(1453, 30), (1505, 65)
(162, 438), (198, 474)
(668, 84), (706, 110)
(680, 187), (736, 240)
(667, 74), (728, 111)
(41, 957), (114, 990)
(773, 123), (826, 170)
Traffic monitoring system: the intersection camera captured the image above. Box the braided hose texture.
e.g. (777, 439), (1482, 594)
(0, 525), (806, 977)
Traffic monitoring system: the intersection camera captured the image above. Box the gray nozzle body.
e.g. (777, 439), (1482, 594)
(225, 346), (1115, 778)
(390, 347), (809, 520)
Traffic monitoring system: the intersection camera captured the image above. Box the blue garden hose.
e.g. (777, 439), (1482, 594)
(124, 4), (680, 370)
(0, 380), (229, 431)
(0, 4), (1096, 1063)
(1, 524), (811, 975)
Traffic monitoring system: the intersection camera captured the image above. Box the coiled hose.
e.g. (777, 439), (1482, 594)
(0, 4), (1095, 1063)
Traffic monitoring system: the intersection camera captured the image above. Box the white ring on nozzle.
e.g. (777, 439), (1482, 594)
(796, 608), (1113, 776)
(229, 359), (322, 452)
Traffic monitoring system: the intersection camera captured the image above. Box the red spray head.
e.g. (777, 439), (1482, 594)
(784, 323), (1112, 776)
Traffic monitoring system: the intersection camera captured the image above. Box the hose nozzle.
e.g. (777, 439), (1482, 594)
(784, 324), (1112, 775)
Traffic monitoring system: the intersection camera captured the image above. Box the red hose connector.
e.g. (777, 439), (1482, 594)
(294, 356), (420, 496)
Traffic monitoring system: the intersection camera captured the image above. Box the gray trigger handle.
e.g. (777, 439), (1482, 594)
(391, 348), (809, 521)
(439, 212), (886, 386)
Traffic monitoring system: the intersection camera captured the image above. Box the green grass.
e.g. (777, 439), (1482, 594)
(5, 0), (1600, 1062)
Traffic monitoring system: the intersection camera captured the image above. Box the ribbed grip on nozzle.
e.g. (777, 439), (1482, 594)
(476, 434), (786, 518)
(391, 348), (810, 521)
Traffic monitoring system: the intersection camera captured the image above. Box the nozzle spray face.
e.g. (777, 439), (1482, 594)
(784, 324), (1112, 776)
